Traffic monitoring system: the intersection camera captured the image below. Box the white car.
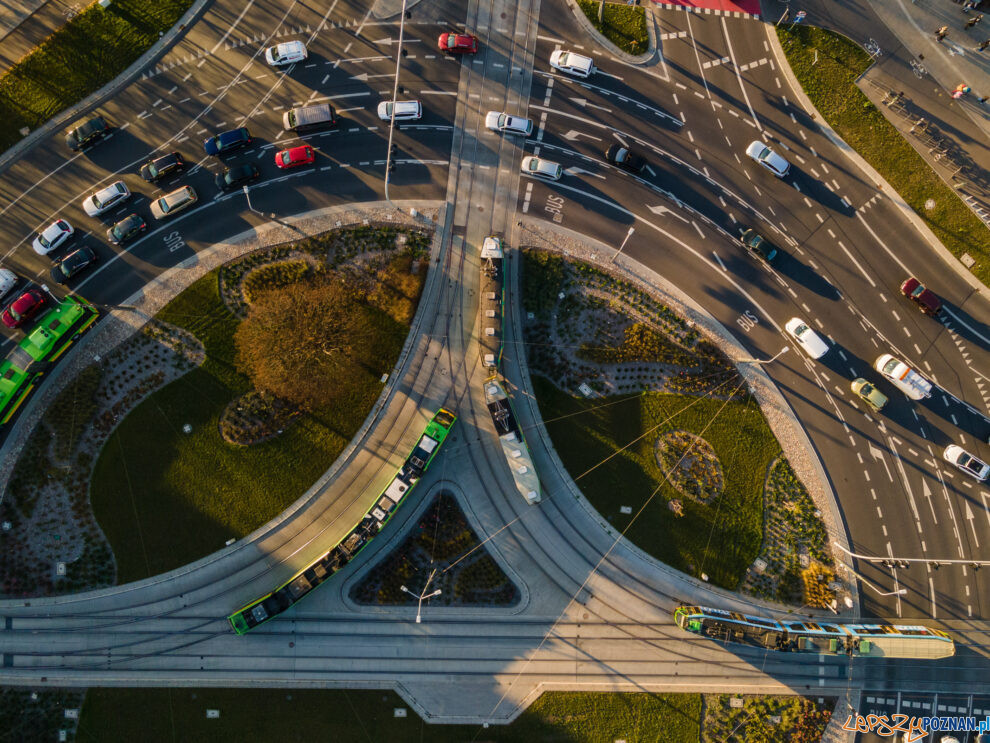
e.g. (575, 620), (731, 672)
(550, 50), (594, 78)
(785, 318), (828, 359)
(745, 140), (790, 177)
(82, 181), (130, 217)
(943, 446), (990, 482)
(377, 100), (422, 121)
(874, 353), (933, 400)
(265, 40), (307, 67)
(520, 156), (562, 181)
(485, 111), (533, 136)
(32, 219), (74, 256)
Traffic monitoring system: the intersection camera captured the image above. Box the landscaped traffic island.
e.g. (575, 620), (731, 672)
(0, 224), (432, 593)
(522, 249), (835, 603)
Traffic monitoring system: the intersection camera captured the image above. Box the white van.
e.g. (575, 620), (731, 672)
(0, 268), (18, 299)
(875, 354), (933, 400)
(283, 104), (336, 132)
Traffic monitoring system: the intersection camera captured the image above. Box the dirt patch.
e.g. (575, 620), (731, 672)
(654, 430), (724, 505)
(219, 391), (300, 446)
(351, 491), (519, 608)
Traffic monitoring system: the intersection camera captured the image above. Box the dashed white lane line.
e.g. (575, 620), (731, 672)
(837, 240), (876, 287)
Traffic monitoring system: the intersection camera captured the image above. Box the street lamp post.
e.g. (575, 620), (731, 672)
(610, 226), (635, 264)
(737, 347), (789, 365)
(400, 568), (441, 624)
(242, 185), (300, 232)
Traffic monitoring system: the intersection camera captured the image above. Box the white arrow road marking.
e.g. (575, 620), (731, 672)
(350, 72), (394, 81)
(966, 502), (980, 548)
(568, 97), (613, 113)
(648, 204), (689, 223)
(644, 165), (656, 177)
(562, 129), (602, 142)
(611, 131), (628, 146)
(922, 480), (938, 524)
(869, 444), (894, 482)
(564, 166), (605, 179)
(888, 436), (921, 525)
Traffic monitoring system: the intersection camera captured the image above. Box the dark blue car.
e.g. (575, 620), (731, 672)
(203, 127), (252, 156)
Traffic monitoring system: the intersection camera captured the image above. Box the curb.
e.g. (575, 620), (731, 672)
(511, 215), (861, 619)
(765, 25), (990, 303)
(0, 0), (213, 174)
(0, 200), (445, 567)
(564, 0), (656, 65)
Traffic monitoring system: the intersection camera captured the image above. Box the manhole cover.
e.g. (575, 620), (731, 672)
(924, 198), (936, 210)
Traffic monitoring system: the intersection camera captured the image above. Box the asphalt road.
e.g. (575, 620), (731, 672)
(518, 0), (990, 623)
(0, 0), (988, 724)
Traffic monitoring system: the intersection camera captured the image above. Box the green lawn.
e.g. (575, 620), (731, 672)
(0, 0), (192, 153)
(532, 377), (779, 589)
(77, 688), (702, 742)
(89, 265), (414, 583)
(576, 0), (649, 55)
(777, 25), (990, 286)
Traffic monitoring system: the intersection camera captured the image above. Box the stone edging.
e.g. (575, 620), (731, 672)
(513, 215), (861, 617)
(564, 0), (657, 65)
(0, 0), (212, 173)
(764, 25), (990, 302)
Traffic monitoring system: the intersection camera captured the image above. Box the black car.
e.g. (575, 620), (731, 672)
(140, 152), (185, 182)
(215, 163), (261, 191)
(604, 144), (645, 173)
(65, 116), (110, 151)
(49, 247), (97, 284)
(203, 127), (252, 156)
(738, 228), (778, 262)
(106, 213), (147, 245)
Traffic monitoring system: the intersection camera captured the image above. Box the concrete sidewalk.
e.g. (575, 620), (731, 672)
(762, 0), (990, 228)
(0, 0), (77, 73)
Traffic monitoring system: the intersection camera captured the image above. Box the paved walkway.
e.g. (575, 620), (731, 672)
(0, 0), (79, 74)
(761, 0), (990, 227)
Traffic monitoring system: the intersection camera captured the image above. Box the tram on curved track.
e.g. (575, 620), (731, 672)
(228, 408), (457, 634)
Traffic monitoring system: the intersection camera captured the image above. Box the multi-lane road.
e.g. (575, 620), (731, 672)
(0, 0), (989, 725)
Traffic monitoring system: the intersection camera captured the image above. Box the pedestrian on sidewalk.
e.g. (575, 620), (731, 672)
(977, 38), (990, 50)
(964, 14), (983, 28)
(936, 25), (949, 40)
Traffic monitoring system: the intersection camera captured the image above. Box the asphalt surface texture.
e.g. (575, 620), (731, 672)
(0, 0), (988, 726)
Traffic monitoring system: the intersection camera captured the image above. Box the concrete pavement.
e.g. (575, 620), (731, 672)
(761, 0), (990, 230)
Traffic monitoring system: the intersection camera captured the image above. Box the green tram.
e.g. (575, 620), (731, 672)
(0, 296), (99, 425)
(228, 408), (457, 634)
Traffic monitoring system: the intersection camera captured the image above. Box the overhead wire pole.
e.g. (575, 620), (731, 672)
(383, 0), (409, 203)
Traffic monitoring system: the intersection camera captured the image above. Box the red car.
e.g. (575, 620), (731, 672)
(2, 288), (46, 329)
(900, 277), (942, 316)
(275, 145), (315, 169)
(438, 32), (478, 54)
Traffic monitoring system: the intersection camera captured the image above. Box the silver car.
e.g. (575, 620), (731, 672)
(520, 156), (562, 181)
(485, 111), (533, 136)
(150, 185), (198, 220)
(82, 181), (130, 217)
